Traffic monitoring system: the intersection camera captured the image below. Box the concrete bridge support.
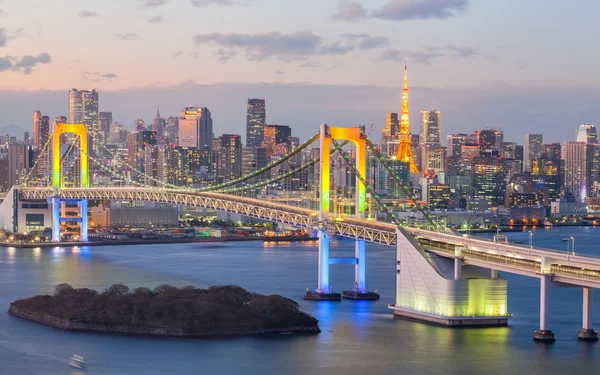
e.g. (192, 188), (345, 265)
(342, 240), (380, 300)
(303, 229), (341, 300)
(578, 287), (598, 341)
(50, 197), (88, 243)
(534, 275), (555, 342)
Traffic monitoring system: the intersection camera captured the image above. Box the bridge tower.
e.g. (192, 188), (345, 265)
(304, 124), (379, 301)
(50, 123), (89, 242)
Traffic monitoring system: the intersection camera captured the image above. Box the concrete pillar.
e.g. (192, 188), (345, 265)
(51, 197), (60, 243)
(454, 258), (461, 280)
(317, 230), (330, 293)
(491, 269), (498, 279)
(80, 199), (88, 242)
(578, 287), (598, 341)
(354, 240), (366, 292)
(534, 275), (555, 342)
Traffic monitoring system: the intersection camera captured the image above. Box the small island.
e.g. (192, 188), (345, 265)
(8, 283), (320, 338)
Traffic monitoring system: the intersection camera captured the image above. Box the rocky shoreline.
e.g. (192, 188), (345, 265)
(8, 306), (320, 337)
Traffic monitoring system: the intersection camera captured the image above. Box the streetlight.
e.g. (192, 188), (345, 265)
(570, 236), (575, 255)
(528, 230), (533, 248)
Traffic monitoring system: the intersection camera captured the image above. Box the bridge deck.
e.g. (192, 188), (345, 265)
(18, 187), (600, 288)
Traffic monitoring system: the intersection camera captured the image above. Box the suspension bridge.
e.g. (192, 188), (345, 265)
(2, 122), (600, 341)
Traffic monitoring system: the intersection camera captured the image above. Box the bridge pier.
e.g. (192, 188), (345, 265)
(342, 240), (380, 300)
(303, 229), (341, 301)
(578, 287), (598, 341)
(534, 275), (555, 342)
(50, 196), (89, 243)
(51, 197), (60, 242)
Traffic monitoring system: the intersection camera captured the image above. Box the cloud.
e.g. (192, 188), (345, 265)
(116, 33), (140, 41)
(194, 31), (321, 61)
(299, 60), (319, 68)
(194, 31), (389, 62)
(10, 53), (51, 74)
(138, 0), (170, 9)
(372, 0), (469, 21)
(381, 44), (487, 63)
(276, 69), (285, 75)
(0, 56), (11, 72)
(214, 49), (238, 63)
(332, 0), (368, 21)
(77, 10), (100, 18)
(0, 28), (6, 47)
(147, 15), (165, 23)
(190, 0), (247, 6)
(0, 10), (6, 17)
(341, 33), (389, 50)
(83, 71), (118, 82)
(172, 51), (183, 58)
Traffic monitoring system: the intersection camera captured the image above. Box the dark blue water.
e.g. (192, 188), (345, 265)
(1, 227), (599, 374)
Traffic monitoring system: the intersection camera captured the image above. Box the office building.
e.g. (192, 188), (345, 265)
(383, 112), (399, 139)
(524, 134), (543, 172)
(178, 107), (213, 149)
(32, 111), (50, 150)
(165, 116), (179, 144)
(69, 89), (99, 131)
(446, 134), (470, 158)
(563, 141), (594, 202)
(99, 112), (113, 135)
(263, 124), (292, 155)
(576, 124), (598, 145)
(419, 110), (440, 146)
(420, 145), (446, 174)
(471, 151), (507, 206)
(246, 99), (266, 148)
(216, 134), (242, 181)
(127, 131), (157, 184)
(242, 147), (268, 183)
(135, 118), (146, 132)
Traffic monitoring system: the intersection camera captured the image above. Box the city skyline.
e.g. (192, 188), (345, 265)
(0, 0), (599, 143)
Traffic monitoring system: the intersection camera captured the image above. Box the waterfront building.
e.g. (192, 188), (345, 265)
(246, 98), (266, 148)
(563, 141), (594, 202)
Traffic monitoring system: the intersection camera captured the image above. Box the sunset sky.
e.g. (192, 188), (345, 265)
(1, 0), (599, 142)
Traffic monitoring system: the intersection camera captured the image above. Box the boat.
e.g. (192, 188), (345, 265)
(68, 355), (85, 370)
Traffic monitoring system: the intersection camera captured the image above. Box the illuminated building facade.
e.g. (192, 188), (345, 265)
(216, 134), (242, 181)
(524, 134), (543, 172)
(127, 131), (157, 184)
(246, 98), (266, 148)
(165, 116), (179, 144)
(242, 147), (268, 183)
(447, 134), (470, 158)
(563, 141), (594, 202)
(68, 89), (99, 132)
(178, 107), (213, 150)
(471, 152), (507, 206)
(395, 61), (418, 173)
(419, 110), (440, 146)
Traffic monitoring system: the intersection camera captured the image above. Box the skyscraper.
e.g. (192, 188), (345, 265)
(246, 99), (266, 148)
(165, 116), (179, 144)
(563, 141), (594, 202)
(69, 89), (99, 131)
(576, 124), (598, 145)
(216, 134), (242, 181)
(384, 112), (399, 138)
(127, 131), (157, 184)
(471, 151), (507, 207)
(395, 61), (418, 173)
(419, 110), (440, 146)
(524, 134), (543, 172)
(178, 107), (213, 149)
(263, 124), (292, 155)
(99, 112), (113, 135)
(32, 111), (50, 150)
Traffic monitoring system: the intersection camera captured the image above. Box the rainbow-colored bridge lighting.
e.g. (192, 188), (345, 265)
(53, 123), (89, 188)
(319, 124), (367, 218)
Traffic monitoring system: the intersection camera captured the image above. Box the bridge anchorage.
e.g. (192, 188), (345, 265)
(303, 124), (380, 301)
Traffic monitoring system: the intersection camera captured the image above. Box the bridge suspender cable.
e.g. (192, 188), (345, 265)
(217, 140), (350, 194)
(362, 133), (439, 229)
(202, 133), (320, 192)
(327, 134), (439, 230)
(20, 132), (55, 187)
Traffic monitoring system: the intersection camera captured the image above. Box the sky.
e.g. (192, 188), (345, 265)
(0, 0), (599, 143)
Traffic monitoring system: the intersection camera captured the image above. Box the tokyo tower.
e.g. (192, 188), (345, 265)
(396, 60), (419, 173)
